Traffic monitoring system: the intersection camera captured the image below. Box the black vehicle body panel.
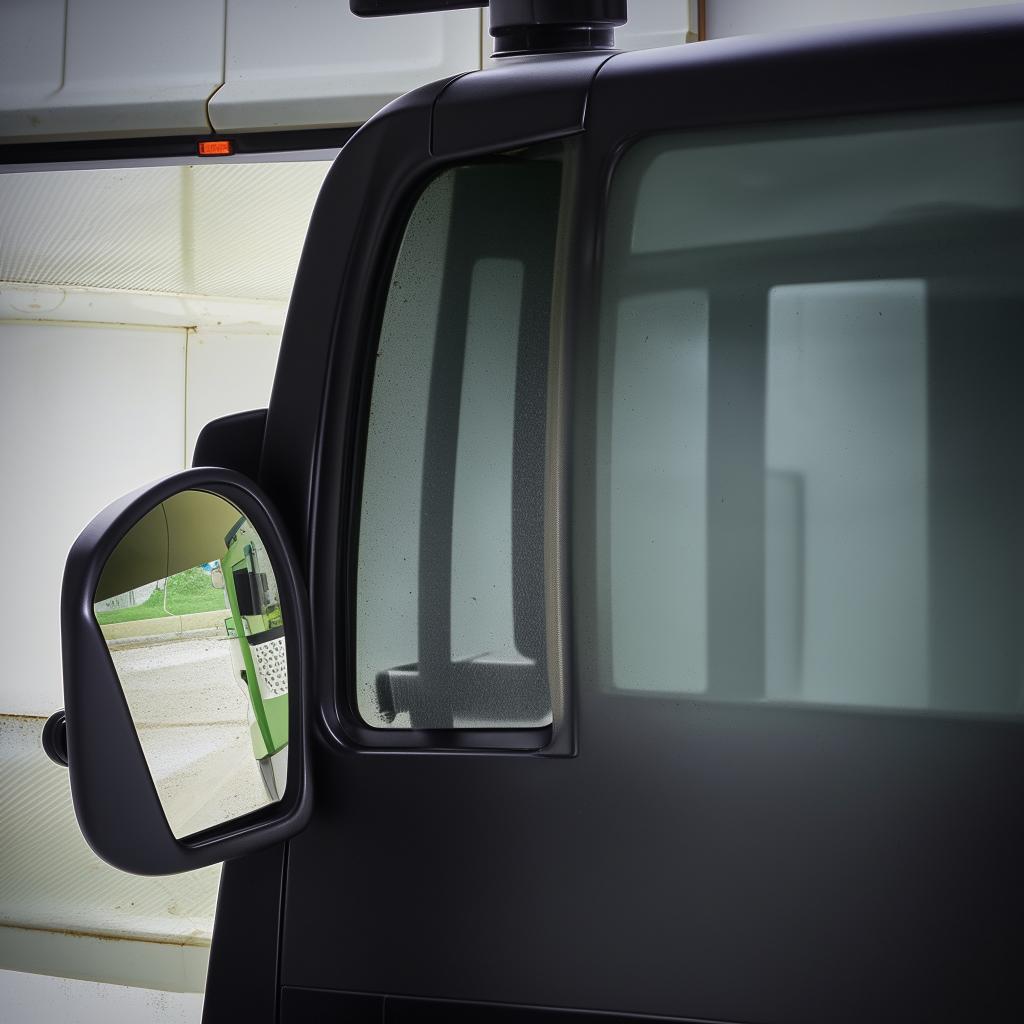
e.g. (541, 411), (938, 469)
(203, 843), (289, 1024)
(431, 52), (611, 156)
(203, 7), (1024, 1023)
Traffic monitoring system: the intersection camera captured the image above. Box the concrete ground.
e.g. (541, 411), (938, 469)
(109, 634), (273, 838)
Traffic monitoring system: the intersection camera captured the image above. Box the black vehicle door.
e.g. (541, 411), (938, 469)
(205, 8), (1024, 1023)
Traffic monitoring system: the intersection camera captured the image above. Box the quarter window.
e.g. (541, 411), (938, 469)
(356, 149), (567, 730)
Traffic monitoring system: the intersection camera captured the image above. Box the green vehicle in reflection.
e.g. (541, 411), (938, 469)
(216, 516), (288, 802)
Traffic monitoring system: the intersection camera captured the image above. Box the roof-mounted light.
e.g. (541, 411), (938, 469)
(197, 139), (234, 157)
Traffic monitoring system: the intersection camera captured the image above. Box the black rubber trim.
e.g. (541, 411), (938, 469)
(0, 126), (358, 168)
(249, 625), (287, 646)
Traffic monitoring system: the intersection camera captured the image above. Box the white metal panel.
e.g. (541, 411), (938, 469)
(0, 723), (218, 964)
(0, 717), (216, 982)
(0, 0), (224, 143)
(209, 0), (481, 132)
(185, 329), (282, 463)
(0, 928), (209, 997)
(0, 166), (186, 294)
(0, 161), (330, 302)
(0, 284), (289, 335)
(706, 0), (1021, 39)
(0, 970), (204, 1023)
(0, 0), (67, 139)
(187, 161), (329, 299)
(0, 321), (185, 716)
(615, 0), (692, 50)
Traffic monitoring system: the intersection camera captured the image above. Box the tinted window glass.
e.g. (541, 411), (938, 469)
(588, 109), (1024, 716)
(356, 154), (565, 729)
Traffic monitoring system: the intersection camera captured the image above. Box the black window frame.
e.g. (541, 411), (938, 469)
(350, 152), (571, 747)
(271, 56), (616, 755)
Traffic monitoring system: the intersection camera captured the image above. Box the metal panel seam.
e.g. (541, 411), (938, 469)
(201, 0), (230, 133)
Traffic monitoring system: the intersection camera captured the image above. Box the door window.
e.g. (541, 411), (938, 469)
(356, 148), (568, 729)
(588, 108), (1024, 716)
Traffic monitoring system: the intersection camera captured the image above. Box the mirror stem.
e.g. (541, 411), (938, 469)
(42, 710), (69, 767)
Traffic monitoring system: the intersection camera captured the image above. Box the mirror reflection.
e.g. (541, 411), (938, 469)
(93, 490), (288, 839)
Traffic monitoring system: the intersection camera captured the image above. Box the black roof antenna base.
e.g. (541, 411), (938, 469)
(350, 0), (628, 58)
(489, 1), (627, 57)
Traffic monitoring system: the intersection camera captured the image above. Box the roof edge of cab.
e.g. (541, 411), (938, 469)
(587, 3), (1024, 138)
(431, 50), (616, 158)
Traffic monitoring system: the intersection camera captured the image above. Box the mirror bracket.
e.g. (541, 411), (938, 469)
(192, 408), (267, 480)
(42, 709), (68, 768)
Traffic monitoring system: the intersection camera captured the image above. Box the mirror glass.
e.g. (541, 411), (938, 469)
(93, 490), (288, 839)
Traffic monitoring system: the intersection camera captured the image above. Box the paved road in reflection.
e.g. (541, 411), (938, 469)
(110, 634), (270, 838)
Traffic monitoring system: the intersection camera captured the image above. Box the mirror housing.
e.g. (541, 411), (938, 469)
(61, 467), (312, 875)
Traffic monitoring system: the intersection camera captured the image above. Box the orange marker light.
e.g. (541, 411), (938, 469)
(198, 139), (233, 157)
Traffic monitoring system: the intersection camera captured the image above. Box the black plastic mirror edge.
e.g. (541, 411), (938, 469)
(61, 467), (312, 875)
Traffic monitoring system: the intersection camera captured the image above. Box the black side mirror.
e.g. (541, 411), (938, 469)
(58, 467), (312, 874)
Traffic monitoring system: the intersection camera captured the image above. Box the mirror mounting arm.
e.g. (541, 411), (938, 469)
(42, 709), (68, 768)
(192, 408), (267, 480)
